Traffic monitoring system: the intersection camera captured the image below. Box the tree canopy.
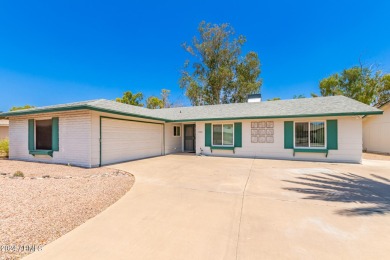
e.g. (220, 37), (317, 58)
(10, 105), (35, 111)
(267, 97), (281, 101)
(146, 96), (163, 109)
(146, 89), (171, 109)
(319, 65), (390, 105)
(180, 21), (262, 106)
(116, 91), (144, 106)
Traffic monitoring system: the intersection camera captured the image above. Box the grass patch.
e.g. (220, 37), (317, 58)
(13, 171), (24, 177)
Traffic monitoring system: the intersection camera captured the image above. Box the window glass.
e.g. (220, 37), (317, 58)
(213, 124), (222, 145)
(295, 121), (325, 148)
(173, 126), (181, 137)
(295, 122), (309, 147)
(310, 122), (325, 147)
(36, 119), (52, 150)
(223, 124), (234, 145)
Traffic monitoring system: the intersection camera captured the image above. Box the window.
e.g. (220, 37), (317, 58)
(173, 126), (181, 137)
(295, 121), (325, 148)
(213, 124), (234, 146)
(36, 119), (52, 150)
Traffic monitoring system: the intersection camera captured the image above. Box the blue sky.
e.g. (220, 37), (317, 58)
(0, 0), (389, 111)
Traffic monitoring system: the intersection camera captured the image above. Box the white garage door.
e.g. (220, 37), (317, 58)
(101, 118), (163, 165)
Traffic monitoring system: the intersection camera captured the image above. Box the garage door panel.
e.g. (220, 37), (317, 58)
(101, 118), (163, 165)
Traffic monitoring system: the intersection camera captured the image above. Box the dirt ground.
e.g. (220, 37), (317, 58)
(363, 152), (390, 161)
(0, 160), (134, 260)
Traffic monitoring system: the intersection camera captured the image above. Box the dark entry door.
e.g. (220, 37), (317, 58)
(184, 124), (196, 152)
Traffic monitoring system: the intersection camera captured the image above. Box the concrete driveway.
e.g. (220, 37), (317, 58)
(27, 155), (390, 259)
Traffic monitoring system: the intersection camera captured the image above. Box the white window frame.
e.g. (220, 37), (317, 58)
(293, 121), (327, 149)
(212, 123), (234, 147)
(173, 125), (181, 137)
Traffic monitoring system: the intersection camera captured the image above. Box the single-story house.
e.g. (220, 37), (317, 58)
(0, 95), (383, 167)
(363, 100), (390, 154)
(0, 119), (9, 140)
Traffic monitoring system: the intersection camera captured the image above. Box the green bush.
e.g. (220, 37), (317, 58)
(13, 171), (24, 177)
(0, 138), (9, 157)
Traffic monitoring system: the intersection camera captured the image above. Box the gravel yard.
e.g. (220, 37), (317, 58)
(0, 160), (134, 260)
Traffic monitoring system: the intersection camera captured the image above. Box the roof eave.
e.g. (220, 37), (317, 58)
(166, 111), (384, 122)
(0, 105), (167, 122)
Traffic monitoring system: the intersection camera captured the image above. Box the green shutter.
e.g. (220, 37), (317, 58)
(28, 119), (35, 151)
(205, 123), (211, 147)
(284, 121), (294, 149)
(327, 120), (338, 150)
(234, 122), (242, 147)
(52, 117), (59, 151)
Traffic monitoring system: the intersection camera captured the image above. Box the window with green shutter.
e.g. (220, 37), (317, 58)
(52, 117), (59, 151)
(28, 117), (59, 156)
(284, 121), (294, 149)
(326, 120), (338, 150)
(205, 123), (211, 147)
(234, 122), (242, 147)
(28, 119), (35, 151)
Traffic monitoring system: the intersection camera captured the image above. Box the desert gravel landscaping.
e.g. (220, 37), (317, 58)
(0, 159), (134, 260)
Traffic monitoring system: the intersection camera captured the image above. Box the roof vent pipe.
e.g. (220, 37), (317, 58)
(247, 94), (262, 103)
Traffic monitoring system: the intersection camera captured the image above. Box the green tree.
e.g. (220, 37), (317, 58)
(10, 105), (35, 111)
(180, 21), (262, 106)
(267, 97), (281, 101)
(319, 66), (389, 105)
(146, 96), (164, 109)
(116, 91), (144, 106)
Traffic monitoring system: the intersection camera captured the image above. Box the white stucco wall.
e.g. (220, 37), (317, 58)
(0, 126), (8, 140)
(196, 116), (363, 163)
(164, 123), (183, 154)
(9, 110), (93, 167)
(363, 103), (390, 154)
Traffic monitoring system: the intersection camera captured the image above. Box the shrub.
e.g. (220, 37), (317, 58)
(0, 138), (9, 157)
(13, 171), (24, 177)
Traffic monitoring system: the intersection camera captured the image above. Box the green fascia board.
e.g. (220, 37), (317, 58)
(29, 150), (53, 157)
(0, 105), (383, 122)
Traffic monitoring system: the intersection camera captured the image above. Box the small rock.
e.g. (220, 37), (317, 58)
(43, 175), (50, 178)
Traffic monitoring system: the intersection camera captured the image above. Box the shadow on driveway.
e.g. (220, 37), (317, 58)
(283, 172), (390, 216)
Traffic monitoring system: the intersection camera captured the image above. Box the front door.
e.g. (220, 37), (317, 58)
(184, 124), (196, 152)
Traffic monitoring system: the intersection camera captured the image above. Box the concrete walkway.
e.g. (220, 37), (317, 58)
(26, 155), (390, 259)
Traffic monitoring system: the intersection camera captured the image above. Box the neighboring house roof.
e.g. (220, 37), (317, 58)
(377, 99), (390, 109)
(0, 119), (9, 126)
(0, 96), (383, 122)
